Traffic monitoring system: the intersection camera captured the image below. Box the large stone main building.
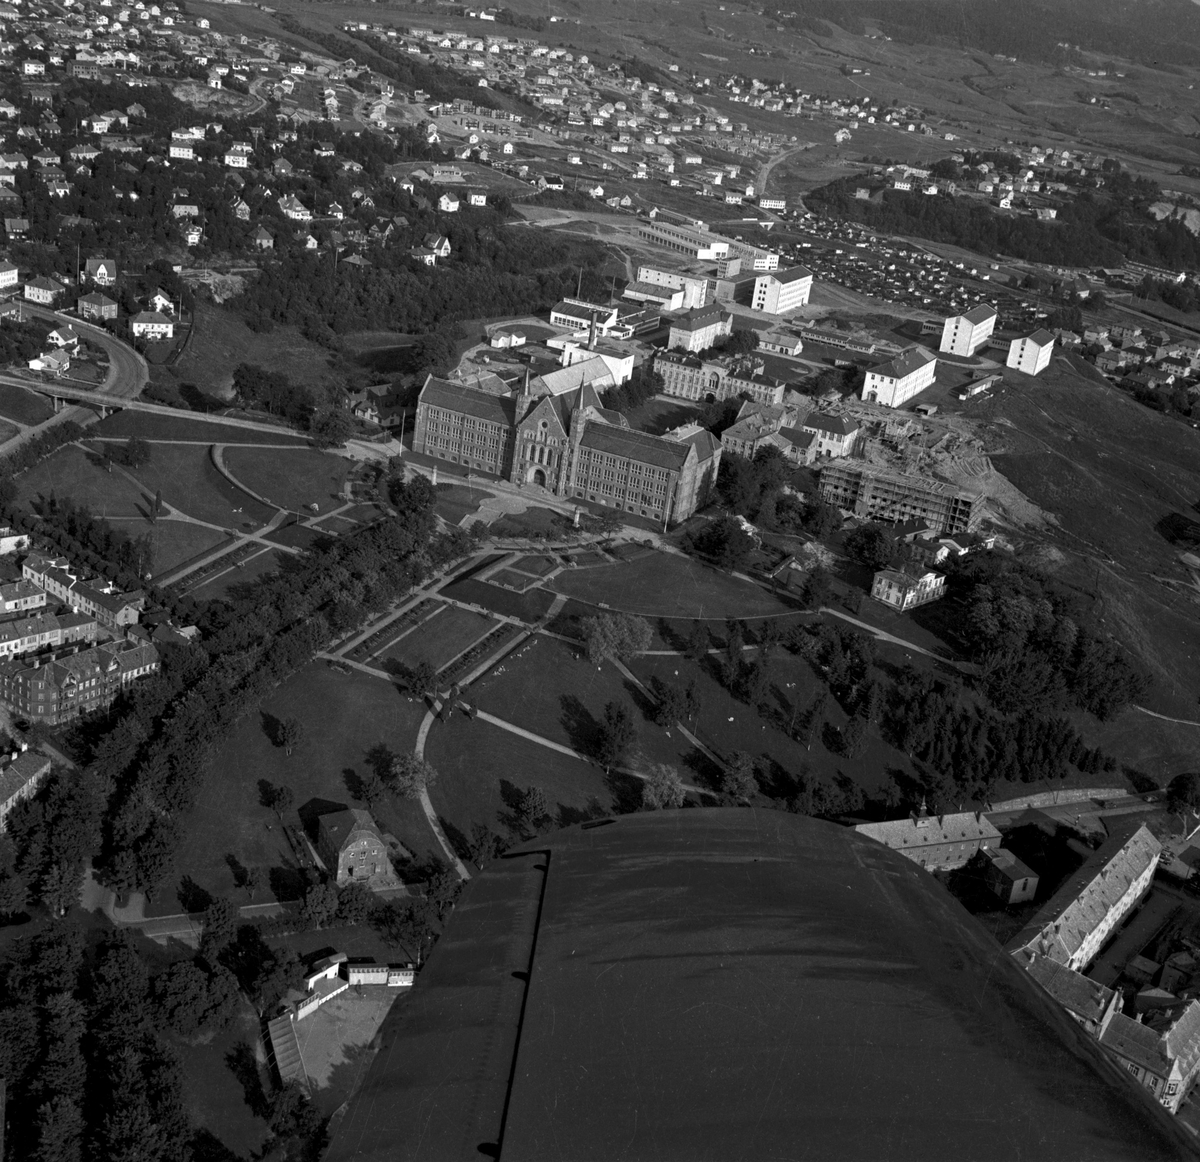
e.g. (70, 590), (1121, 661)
(413, 374), (721, 526)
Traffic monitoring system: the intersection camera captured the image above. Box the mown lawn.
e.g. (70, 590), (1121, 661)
(222, 446), (352, 513)
(156, 663), (434, 917)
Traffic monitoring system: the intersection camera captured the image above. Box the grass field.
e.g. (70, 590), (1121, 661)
(378, 604), (496, 672)
(623, 395), (704, 436)
(146, 520), (230, 577)
(425, 717), (615, 849)
(441, 576), (557, 621)
(0, 382), (53, 425)
(0, 417), (19, 444)
(433, 484), (493, 526)
(464, 635), (715, 779)
(547, 551), (795, 619)
(488, 506), (570, 537)
(222, 446), (352, 513)
(187, 546), (285, 600)
(154, 663), (433, 918)
(126, 444), (277, 529)
(18, 445), (147, 518)
(91, 411), (309, 445)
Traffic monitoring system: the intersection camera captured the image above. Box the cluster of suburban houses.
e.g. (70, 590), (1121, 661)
(856, 806), (1200, 1115)
(0, 539), (160, 726)
(1082, 322), (1200, 399)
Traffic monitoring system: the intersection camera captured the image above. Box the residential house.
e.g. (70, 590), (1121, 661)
(317, 808), (395, 887)
(437, 192), (460, 212)
(252, 225), (274, 250)
(77, 291), (117, 320)
(27, 351), (69, 374)
(870, 564), (946, 611)
(0, 750), (51, 830)
(0, 259), (17, 288)
(422, 233), (451, 258)
(85, 256), (117, 286)
(23, 276), (61, 305)
(802, 412), (859, 458)
(130, 310), (174, 340)
(278, 194), (312, 221)
(980, 847), (1040, 904)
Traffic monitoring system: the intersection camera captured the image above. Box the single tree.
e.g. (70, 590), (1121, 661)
(269, 783), (295, 821)
(597, 700), (635, 768)
(581, 612), (652, 666)
(468, 823), (504, 871)
(641, 764), (686, 810)
(388, 753), (438, 799)
(686, 622), (710, 661)
(300, 882), (339, 930)
(517, 786), (549, 833)
(277, 717), (304, 756)
(199, 897), (238, 961)
(721, 752), (757, 800)
(244, 865), (264, 900)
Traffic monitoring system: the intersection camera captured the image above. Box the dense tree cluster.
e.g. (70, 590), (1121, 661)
(27, 489), (154, 584)
(951, 554), (1151, 719)
(885, 666), (1115, 808)
(599, 365), (663, 415)
(809, 172), (1200, 271)
(0, 421), (84, 501)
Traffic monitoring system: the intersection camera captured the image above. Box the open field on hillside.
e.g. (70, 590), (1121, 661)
(18, 444), (146, 517)
(155, 664), (434, 918)
(976, 361), (1200, 718)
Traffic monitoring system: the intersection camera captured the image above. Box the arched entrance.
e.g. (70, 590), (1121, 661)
(530, 467), (547, 487)
(704, 392), (716, 404)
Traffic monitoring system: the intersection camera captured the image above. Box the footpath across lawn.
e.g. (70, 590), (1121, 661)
(157, 663), (433, 917)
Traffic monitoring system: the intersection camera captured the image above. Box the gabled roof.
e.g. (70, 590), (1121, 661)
(1021, 950), (1115, 1025)
(802, 412), (857, 437)
(868, 346), (935, 381)
(578, 421), (692, 471)
(855, 810), (998, 853)
(1006, 824), (1162, 967)
(0, 750), (50, 806)
(419, 375), (516, 427)
(671, 303), (729, 332)
(320, 806), (384, 853)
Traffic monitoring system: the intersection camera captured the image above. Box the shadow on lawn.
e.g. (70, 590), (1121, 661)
(177, 875), (214, 914)
(225, 1040), (270, 1120)
(189, 1128), (244, 1162)
(559, 694), (601, 757)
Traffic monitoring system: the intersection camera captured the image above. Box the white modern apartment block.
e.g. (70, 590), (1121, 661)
(940, 304), (998, 356)
(1006, 328), (1055, 376)
(861, 347), (937, 408)
(635, 265), (710, 309)
(751, 265), (813, 314)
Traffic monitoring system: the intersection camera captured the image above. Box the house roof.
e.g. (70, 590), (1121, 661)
(579, 421), (692, 472)
(320, 807), (384, 853)
(961, 303), (998, 325)
(802, 412), (857, 437)
(868, 346), (935, 382)
(1024, 328), (1055, 346)
(0, 750), (50, 806)
(855, 809), (999, 853)
(131, 310), (171, 326)
(323, 809), (1197, 1162)
(768, 264), (812, 284)
(1021, 950), (1115, 1025)
(1101, 1011), (1174, 1078)
(1006, 824), (1162, 967)
(419, 375), (517, 427)
(670, 303), (729, 332)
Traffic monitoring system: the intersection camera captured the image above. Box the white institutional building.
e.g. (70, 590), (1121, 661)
(1007, 329), (1055, 376)
(861, 347), (938, 408)
(940, 304), (998, 356)
(751, 265), (813, 315)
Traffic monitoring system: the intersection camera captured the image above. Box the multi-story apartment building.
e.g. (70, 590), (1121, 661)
(0, 749), (51, 830)
(667, 304), (732, 352)
(861, 347), (938, 408)
(751, 265), (813, 314)
(819, 463), (982, 534)
(21, 554), (144, 629)
(1007, 329), (1055, 376)
(413, 375), (720, 526)
(0, 639), (160, 724)
(654, 350), (787, 404)
(940, 304), (998, 356)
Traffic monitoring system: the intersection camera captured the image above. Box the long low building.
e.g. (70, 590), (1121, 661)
(818, 462), (982, 534)
(0, 610), (97, 659)
(637, 217), (729, 261)
(413, 375), (721, 527)
(854, 805), (1000, 870)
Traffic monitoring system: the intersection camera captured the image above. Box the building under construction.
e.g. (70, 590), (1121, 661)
(819, 462), (981, 534)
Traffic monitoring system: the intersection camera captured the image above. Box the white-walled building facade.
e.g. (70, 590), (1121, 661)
(940, 304), (998, 356)
(861, 347), (937, 408)
(1007, 329), (1055, 376)
(751, 265), (813, 315)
